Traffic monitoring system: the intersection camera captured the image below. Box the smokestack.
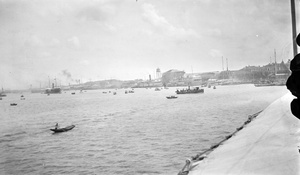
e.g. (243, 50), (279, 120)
(52, 83), (54, 89)
(226, 58), (229, 71)
(149, 75), (151, 81)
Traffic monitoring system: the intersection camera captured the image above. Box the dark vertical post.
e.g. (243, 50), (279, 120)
(291, 0), (298, 56)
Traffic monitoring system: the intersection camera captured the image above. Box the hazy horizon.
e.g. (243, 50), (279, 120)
(0, 0), (298, 89)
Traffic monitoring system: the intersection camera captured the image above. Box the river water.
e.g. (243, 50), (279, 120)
(0, 84), (289, 175)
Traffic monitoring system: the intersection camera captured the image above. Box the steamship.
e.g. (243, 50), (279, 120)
(45, 83), (62, 94)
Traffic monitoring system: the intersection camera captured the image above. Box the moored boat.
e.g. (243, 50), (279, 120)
(155, 87), (161, 91)
(176, 87), (204, 94)
(166, 96), (178, 99)
(254, 83), (276, 87)
(50, 125), (75, 133)
(45, 83), (62, 94)
(0, 87), (7, 97)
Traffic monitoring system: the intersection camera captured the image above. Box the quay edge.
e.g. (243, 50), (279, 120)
(180, 93), (300, 175)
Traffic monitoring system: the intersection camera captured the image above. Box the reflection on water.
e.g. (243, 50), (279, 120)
(0, 85), (288, 174)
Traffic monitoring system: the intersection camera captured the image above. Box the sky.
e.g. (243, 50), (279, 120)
(0, 0), (298, 89)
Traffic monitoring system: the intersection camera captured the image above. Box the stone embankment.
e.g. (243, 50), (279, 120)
(178, 93), (300, 175)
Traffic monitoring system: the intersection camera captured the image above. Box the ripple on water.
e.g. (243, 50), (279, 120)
(0, 86), (289, 174)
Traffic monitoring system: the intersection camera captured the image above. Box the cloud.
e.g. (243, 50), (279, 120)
(209, 49), (222, 58)
(104, 23), (116, 32)
(39, 52), (51, 58)
(142, 3), (200, 39)
(207, 28), (222, 37)
(27, 35), (43, 47)
(68, 36), (81, 48)
(49, 38), (60, 47)
(76, 3), (116, 23)
(80, 60), (90, 66)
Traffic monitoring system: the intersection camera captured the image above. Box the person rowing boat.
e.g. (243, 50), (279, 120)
(55, 123), (59, 129)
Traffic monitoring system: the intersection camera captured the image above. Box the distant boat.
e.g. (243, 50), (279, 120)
(50, 125), (75, 133)
(155, 87), (161, 91)
(10, 103), (17, 106)
(31, 88), (43, 93)
(45, 87), (61, 94)
(176, 87), (204, 94)
(45, 83), (61, 94)
(113, 92), (117, 95)
(0, 87), (6, 97)
(213, 86), (216, 89)
(254, 83), (276, 87)
(253, 79), (285, 87)
(71, 92), (75, 95)
(166, 96), (178, 99)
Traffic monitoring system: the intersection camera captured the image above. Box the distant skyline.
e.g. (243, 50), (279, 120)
(0, 0), (299, 89)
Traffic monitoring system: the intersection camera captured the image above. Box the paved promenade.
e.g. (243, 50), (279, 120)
(189, 93), (300, 175)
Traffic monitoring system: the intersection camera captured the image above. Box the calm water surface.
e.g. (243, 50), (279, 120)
(0, 84), (289, 174)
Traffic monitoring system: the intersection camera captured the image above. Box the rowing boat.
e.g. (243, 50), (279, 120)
(50, 125), (75, 133)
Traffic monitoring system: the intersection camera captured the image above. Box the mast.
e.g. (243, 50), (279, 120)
(48, 76), (50, 88)
(222, 56), (224, 71)
(291, 0), (298, 56)
(274, 49), (277, 74)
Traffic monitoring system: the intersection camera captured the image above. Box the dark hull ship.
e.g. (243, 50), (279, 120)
(175, 87), (204, 94)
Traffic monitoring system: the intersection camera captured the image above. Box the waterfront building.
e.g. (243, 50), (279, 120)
(230, 60), (290, 84)
(184, 73), (203, 86)
(162, 69), (185, 87)
(156, 68), (162, 79)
